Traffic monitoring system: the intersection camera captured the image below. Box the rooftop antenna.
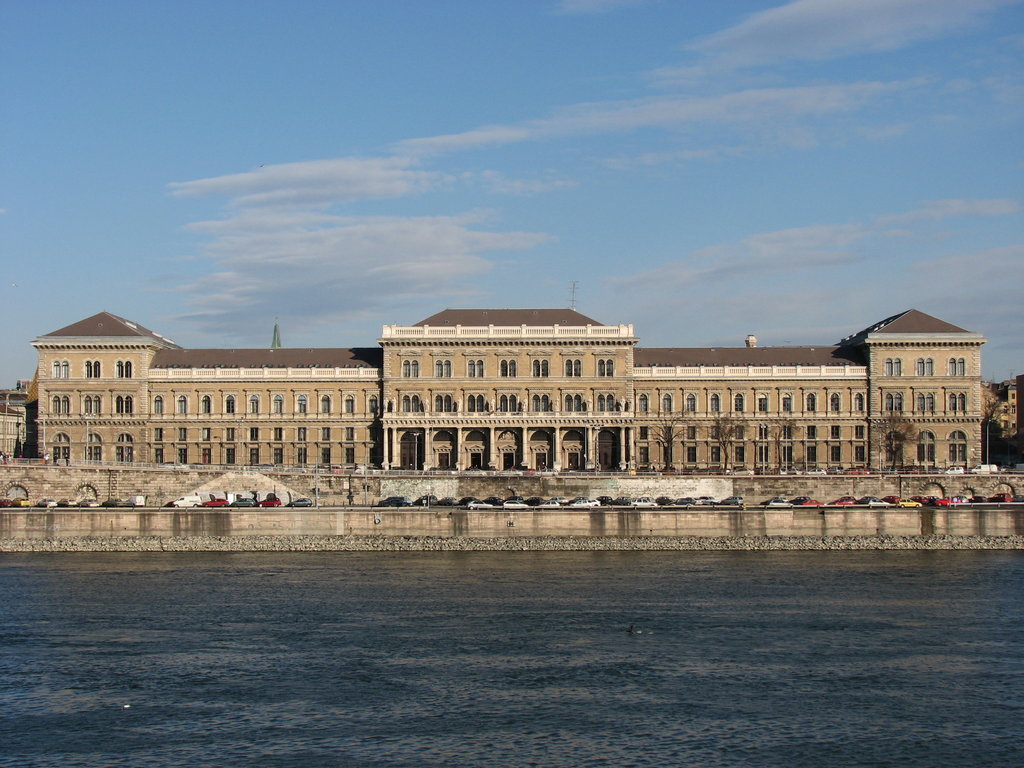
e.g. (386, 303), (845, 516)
(568, 281), (579, 310)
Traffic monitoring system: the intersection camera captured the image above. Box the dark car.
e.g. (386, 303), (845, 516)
(483, 496), (505, 506)
(100, 498), (125, 507)
(656, 496), (676, 506)
(378, 496), (413, 507)
(286, 497), (314, 507)
(525, 497), (545, 506)
(458, 496), (478, 507)
(435, 497), (457, 506)
(988, 493), (1013, 503)
(229, 497), (257, 507)
(415, 495), (439, 506)
(596, 496), (616, 506)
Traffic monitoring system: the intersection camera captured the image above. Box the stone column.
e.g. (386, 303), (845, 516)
(553, 425), (561, 471)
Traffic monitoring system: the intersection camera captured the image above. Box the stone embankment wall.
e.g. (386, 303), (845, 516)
(2, 465), (1021, 508)
(2, 507), (1022, 552)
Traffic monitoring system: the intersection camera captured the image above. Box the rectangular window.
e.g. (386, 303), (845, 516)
(177, 447), (188, 464)
(297, 447), (307, 465)
(830, 445), (841, 462)
(154, 428), (163, 442)
(855, 445), (866, 462)
(225, 447), (236, 464)
(711, 446), (721, 463)
(178, 427), (187, 441)
(807, 425), (817, 439)
(249, 427), (259, 441)
(321, 427), (331, 441)
(345, 447), (355, 464)
(273, 447), (283, 464)
(734, 446), (745, 464)
(687, 445), (697, 463)
(345, 427), (355, 441)
(154, 447), (164, 463)
(297, 427), (307, 441)
(202, 428), (211, 441)
(855, 425), (865, 439)
(639, 427), (649, 439)
(807, 445), (817, 463)
(249, 447), (260, 465)
(321, 447), (331, 465)
(638, 446), (649, 465)
(274, 427), (283, 441)
(201, 447), (212, 464)
(831, 425), (841, 439)
(226, 428), (236, 441)
(686, 426), (697, 440)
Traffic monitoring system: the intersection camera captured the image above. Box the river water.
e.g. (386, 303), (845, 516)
(1, 551), (1022, 768)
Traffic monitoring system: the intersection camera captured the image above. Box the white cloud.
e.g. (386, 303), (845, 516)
(689, 0), (1019, 72)
(397, 80), (918, 156)
(169, 157), (441, 208)
(879, 198), (1021, 224)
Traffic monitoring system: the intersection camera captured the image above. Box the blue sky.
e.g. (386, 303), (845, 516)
(3, 0), (1022, 381)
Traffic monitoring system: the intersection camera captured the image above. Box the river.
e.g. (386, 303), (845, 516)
(1, 551), (1022, 767)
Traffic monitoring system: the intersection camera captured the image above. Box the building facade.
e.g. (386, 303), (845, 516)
(31, 308), (987, 472)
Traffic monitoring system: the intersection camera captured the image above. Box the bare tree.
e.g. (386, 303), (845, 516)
(872, 413), (918, 470)
(710, 413), (741, 471)
(651, 413), (691, 470)
(767, 414), (795, 472)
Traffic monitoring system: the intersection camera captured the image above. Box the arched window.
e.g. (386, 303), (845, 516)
(925, 393), (935, 412)
(531, 394), (551, 412)
(296, 395), (307, 414)
(177, 396), (188, 414)
(116, 361), (133, 378)
(885, 393), (904, 412)
(246, 395), (258, 414)
(638, 394), (649, 413)
(401, 395), (421, 413)
(806, 393), (817, 412)
(884, 358), (902, 376)
(368, 396), (379, 414)
(782, 395), (793, 412)
(225, 395), (236, 414)
(565, 394), (584, 412)
(115, 433), (134, 463)
(917, 431), (936, 463)
(435, 360), (452, 377)
(709, 394), (720, 413)
(734, 394), (744, 412)
(854, 393), (865, 411)
(686, 393), (697, 412)
(532, 359), (549, 377)
(663, 394), (674, 413)
(85, 360), (101, 378)
(85, 395), (100, 415)
(51, 396), (61, 414)
(411, 361), (419, 377)
(566, 359), (581, 377)
(320, 395), (331, 414)
(468, 395), (485, 413)
(86, 433), (103, 462)
(435, 395), (454, 412)
(948, 358), (966, 376)
(916, 393), (926, 412)
(500, 360), (517, 377)
(948, 430), (967, 463)
(468, 359), (484, 377)
(757, 395), (769, 413)
(597, 359), (614, 377)
(830, 393), (841, 412)
(201, 395), (213, 414)
(115, 395), (133, 415)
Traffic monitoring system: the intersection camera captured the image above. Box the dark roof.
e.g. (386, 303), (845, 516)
(634, 346), (864, 367)
(415, 308), (602, 327)
(41, 312), (180, 347)
(839, 309), (971, 345)
(151, 347), (382, 369)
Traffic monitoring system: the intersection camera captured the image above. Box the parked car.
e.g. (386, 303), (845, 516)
(536, 498), (563, 508)
(630, 497), (658, 508)
(673, 497), (697, 507)
(0, 499), (15, 507)
(467, 499), (495, 509)
(201, 498), (230, 507)
(882, 496), (922, 508)
(718, 496), (745, 506)
(377, 496), (413, 507)
(100, 498), (126, 507)
(656, 496), (676, 506)
(596, 496), (616, 506)
(790, 497), (823, 506)
(934, 496), (970, 506)
(762, 497), (793, 507)
(988, 493), (1014, 503)
(830, 496), (858, 505)
(229, 497), (257, 507)
(10, 498), (31, 507)
(568, 497), (601, 508)
(258, 498), (282, 507)
(415, 495), (439, 506)
(503, 497), (529, 509)
(856, 496), (892, 507)
(56, 499), (73, 507)
(435, 497), (458, 507)
(35, 499), (58, 508)
(286, 497), (314, 507)
(944, 466), (965, 475)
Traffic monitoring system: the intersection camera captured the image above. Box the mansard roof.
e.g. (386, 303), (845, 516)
(635, 346), (864, 368)
(39, 312), (181, 347)
(415, 308), (602, 327)
(839, 309), (975, 346)
(150, 347), (381, 369)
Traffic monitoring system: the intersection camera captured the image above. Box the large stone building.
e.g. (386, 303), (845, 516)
(31, 308), (987, 472)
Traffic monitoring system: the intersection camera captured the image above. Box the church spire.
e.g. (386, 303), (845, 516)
(271, 318), (282, 349)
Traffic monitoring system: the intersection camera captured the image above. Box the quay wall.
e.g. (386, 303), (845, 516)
(2, 465), (1022, 508)
(2, 507), (1023, 547)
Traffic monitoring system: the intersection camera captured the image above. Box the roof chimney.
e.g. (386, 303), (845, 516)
(745, 334), (757, 348)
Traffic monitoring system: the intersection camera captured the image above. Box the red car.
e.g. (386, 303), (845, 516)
(258, 498), (282, 507)
(790, 497), (824, 506)
(201, 498), (229, 507)
(829, 496), (857, 505)
(989, 493), (1013, 503)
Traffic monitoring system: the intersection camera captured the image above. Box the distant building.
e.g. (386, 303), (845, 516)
(30, 308), (987, 471)
(0, 384), (28, 457)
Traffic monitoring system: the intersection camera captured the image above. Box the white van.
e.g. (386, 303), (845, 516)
(969, 465), (998, 474)
(167, 492), (214, 507)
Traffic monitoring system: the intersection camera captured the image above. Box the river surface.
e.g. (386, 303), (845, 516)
(1, 551), (1022, 768)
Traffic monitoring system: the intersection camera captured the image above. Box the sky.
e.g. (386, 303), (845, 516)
(3, 0), (1022, 382)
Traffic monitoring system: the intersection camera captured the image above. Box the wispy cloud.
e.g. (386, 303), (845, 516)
(687, 0), (1019, 73)
(169, 157), (442, 208)
(879, 198), (1021, 224)
(396, 80), (918, 156)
